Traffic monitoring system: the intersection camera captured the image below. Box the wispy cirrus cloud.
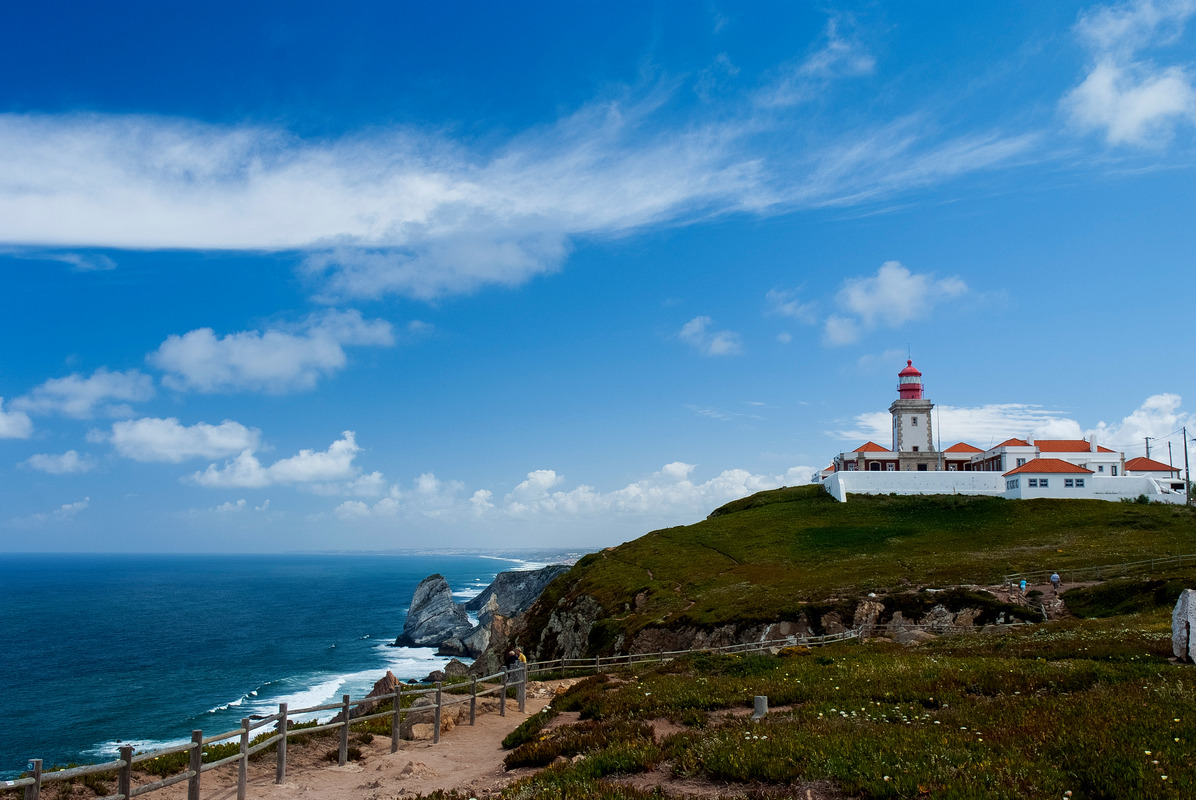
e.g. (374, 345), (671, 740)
(0, 45), (1039, 304)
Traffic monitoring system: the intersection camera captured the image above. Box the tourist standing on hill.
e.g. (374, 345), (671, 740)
(1050, 572), (1060, 593)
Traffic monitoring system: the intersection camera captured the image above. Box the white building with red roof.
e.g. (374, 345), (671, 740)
(819, 360), (1189, 504)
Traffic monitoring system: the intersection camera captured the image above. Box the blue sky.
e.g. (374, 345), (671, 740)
(2, 1), (1195, 552)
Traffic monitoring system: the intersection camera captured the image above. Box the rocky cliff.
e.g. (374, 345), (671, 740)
(395, 564), (570, 660)
(520, 587), (1042, 661)
(393, 574), (473, 649)
(465, 564), (570, 627)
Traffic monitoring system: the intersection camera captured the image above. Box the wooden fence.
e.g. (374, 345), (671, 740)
(1002, 552), (1196, 586)
(5, 630), (859, 800)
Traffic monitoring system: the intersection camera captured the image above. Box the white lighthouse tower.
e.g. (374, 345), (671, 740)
(889, 359), (938, 470)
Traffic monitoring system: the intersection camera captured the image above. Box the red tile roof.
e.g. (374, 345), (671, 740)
(944, 442), (983, 454)
(996, 438), (1030, 448)
(1036, 439), (1116, 454)
(854, 441), (893, 453)
(1125, 456), (1179, 472)
(1004, 458), (1094, 477)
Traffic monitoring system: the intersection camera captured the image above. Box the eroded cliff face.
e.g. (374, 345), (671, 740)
(394, 574), (473, 648)
(466, 565), (571, 628)
(519, 589), (1040, 661)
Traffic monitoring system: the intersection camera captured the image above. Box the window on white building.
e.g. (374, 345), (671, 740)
(1076, 479), (1085, 487)
(1016, 458), (1026, 467)
(912, 416), (918, 426)
(1065, 479), (1074, 487)
(1040, 478), (1049, 488)
(1098, 466), (1104, 473)
(1028, 479), (1038, 487)
(1111, 466), (1118, 476)
(912, 446), (919, 452)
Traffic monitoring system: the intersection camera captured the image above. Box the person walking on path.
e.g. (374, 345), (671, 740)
(1020, 579), (1027, 595)
(1050, 572), (1061, 593)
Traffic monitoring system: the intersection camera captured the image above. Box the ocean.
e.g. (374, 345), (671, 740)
(0, 552), (551, 779)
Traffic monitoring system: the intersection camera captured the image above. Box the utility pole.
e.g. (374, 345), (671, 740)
(1185, 426), (1192, 508)
(1145, 436), (1152, 459)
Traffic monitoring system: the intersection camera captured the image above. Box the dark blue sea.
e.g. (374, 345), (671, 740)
(0, 552), (548, 778)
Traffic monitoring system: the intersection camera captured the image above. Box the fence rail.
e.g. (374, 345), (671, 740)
(9, 627), (867, 800)
(1002, 552), (1196, 585)
(12, 592), (1123, 800)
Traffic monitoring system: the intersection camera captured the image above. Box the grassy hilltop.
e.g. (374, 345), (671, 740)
(524, 485), (1196, 649)
(491, 488), (1196, 799)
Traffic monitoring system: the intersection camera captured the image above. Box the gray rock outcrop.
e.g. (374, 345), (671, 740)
(394, 574), (473, 648)
(1173, 589), (1196, 662)
(466, 565), (570, 627)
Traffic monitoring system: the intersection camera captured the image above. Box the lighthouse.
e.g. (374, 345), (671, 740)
(890, 359), (937, 470)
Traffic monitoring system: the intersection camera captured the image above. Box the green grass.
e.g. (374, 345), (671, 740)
(522, 487), (1196, 656)
(491, 612), (1195, 799)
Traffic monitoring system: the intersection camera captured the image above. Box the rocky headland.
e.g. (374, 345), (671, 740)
(393, 564), (569, 667)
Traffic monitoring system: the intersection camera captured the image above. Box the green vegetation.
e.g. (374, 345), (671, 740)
(524, 487), (1196, 654)
(496, 611), (1195, 799)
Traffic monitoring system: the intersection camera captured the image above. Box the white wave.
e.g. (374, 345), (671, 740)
(83, 737), (187, 758)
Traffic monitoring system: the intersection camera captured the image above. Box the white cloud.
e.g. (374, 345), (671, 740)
(9, 497), (90, 527)
(754, 16), (875, 108)
(13, 368), (154, 419)
(829, 394), (1196, 457)
(108, 417), (262, 462)
(823, 261), (967, 345)
(831, 404), (1084, 448)
(0, 69), (1038, 303)
(22, 450), (95, 474)
(211, 499), (271, 514)
(678, 316), (743, 356)
(1065, 0), (1196, 144)
(1088, 393), (1196, 453)
(192, 431), (361, 488)
(334, 461), (816, 525)
(0, 397), (33, 438)
(150, 309), (393, 394)
(765, 288), (817, 324)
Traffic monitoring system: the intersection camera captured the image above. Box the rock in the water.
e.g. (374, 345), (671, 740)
(1173, 589), (1196, 662)
(394, 574), (474, 648)
(465, 565), (570, 627)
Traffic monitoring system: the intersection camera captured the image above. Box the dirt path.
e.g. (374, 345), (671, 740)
(146, 683), (570, 800)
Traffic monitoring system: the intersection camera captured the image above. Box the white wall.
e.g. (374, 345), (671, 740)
(822, 472), (1187, 504)
(823, 471), (1004, 502)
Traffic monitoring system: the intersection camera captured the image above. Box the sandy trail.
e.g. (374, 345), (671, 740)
(148, 687), (563, 800)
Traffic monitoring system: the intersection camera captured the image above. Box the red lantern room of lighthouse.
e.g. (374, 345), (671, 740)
(897, 359), (924, 399)
(889, 359), (936, 469)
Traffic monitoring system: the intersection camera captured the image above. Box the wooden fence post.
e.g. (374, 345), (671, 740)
(238, 718), (250, 800)
(470, 677), (477, 725)
(119, 745), (133, 800)
(433, 683), (443, 745)
(500, 669), (508, 717)
(187, 731), (202, 800)
(391, 685), (402, 753)
(338, 694), (351, 766)
(517, 664), (526, 713)
(275, 702), (288, 785)
(24, 758), (41, 800)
